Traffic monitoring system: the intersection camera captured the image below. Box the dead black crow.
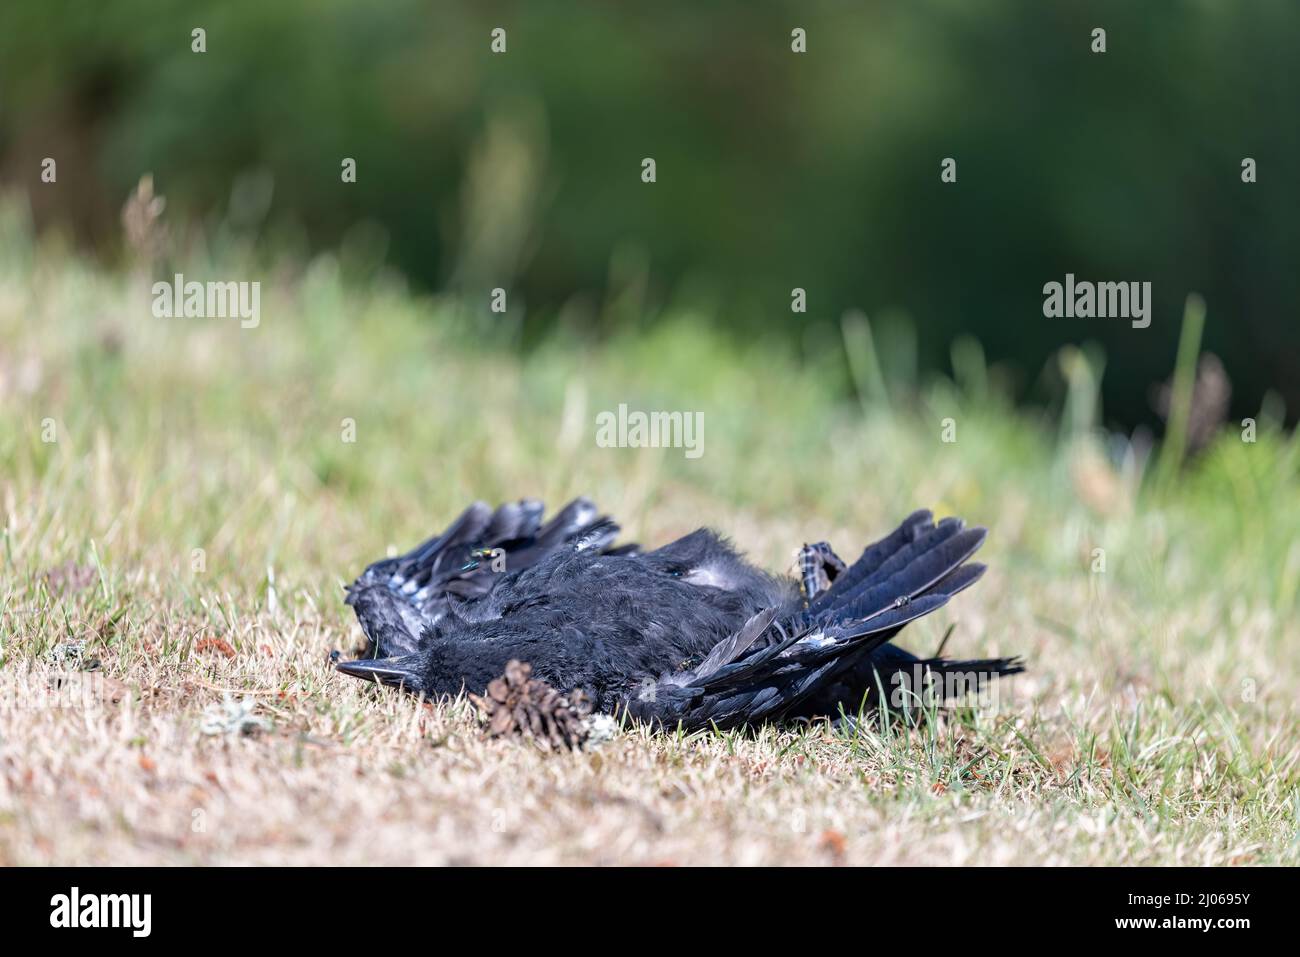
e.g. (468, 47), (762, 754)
(337, 498), (1022, 729)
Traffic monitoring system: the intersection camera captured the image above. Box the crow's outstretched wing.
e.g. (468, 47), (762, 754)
(347, 497), (634, 657)
(623, 511), (1021, 730)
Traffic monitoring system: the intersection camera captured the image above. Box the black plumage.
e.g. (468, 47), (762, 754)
(338, 498), (1022, 730)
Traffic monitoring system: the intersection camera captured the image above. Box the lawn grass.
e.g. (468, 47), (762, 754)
(1, 198), (1298, 865)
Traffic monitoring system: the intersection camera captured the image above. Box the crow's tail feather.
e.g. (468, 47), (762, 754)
(915, 656), (1025, 679)
(626, 511), (1019, 730)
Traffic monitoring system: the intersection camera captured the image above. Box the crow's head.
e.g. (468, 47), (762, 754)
(335, 652), (427, 693)
(345, 583), (426, 658)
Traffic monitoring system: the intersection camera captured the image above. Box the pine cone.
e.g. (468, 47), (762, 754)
(469, 660), (593, 750)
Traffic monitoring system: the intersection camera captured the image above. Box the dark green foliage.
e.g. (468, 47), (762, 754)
(2, 0), (1297, 426)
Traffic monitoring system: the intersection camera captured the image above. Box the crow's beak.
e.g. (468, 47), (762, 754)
(335, 655), (422, 691)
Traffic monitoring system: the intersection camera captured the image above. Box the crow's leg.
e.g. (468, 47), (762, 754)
(798, 541), (848, 603)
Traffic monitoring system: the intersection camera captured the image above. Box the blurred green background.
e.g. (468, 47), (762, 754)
(1, 0), (1296, 428)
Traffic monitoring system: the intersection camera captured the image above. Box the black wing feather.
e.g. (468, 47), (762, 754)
(347, 497), (632, 657)
(626, 512), (1003, 730)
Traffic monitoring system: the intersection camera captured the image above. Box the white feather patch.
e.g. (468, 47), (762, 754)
(682, 564), (736, 590)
